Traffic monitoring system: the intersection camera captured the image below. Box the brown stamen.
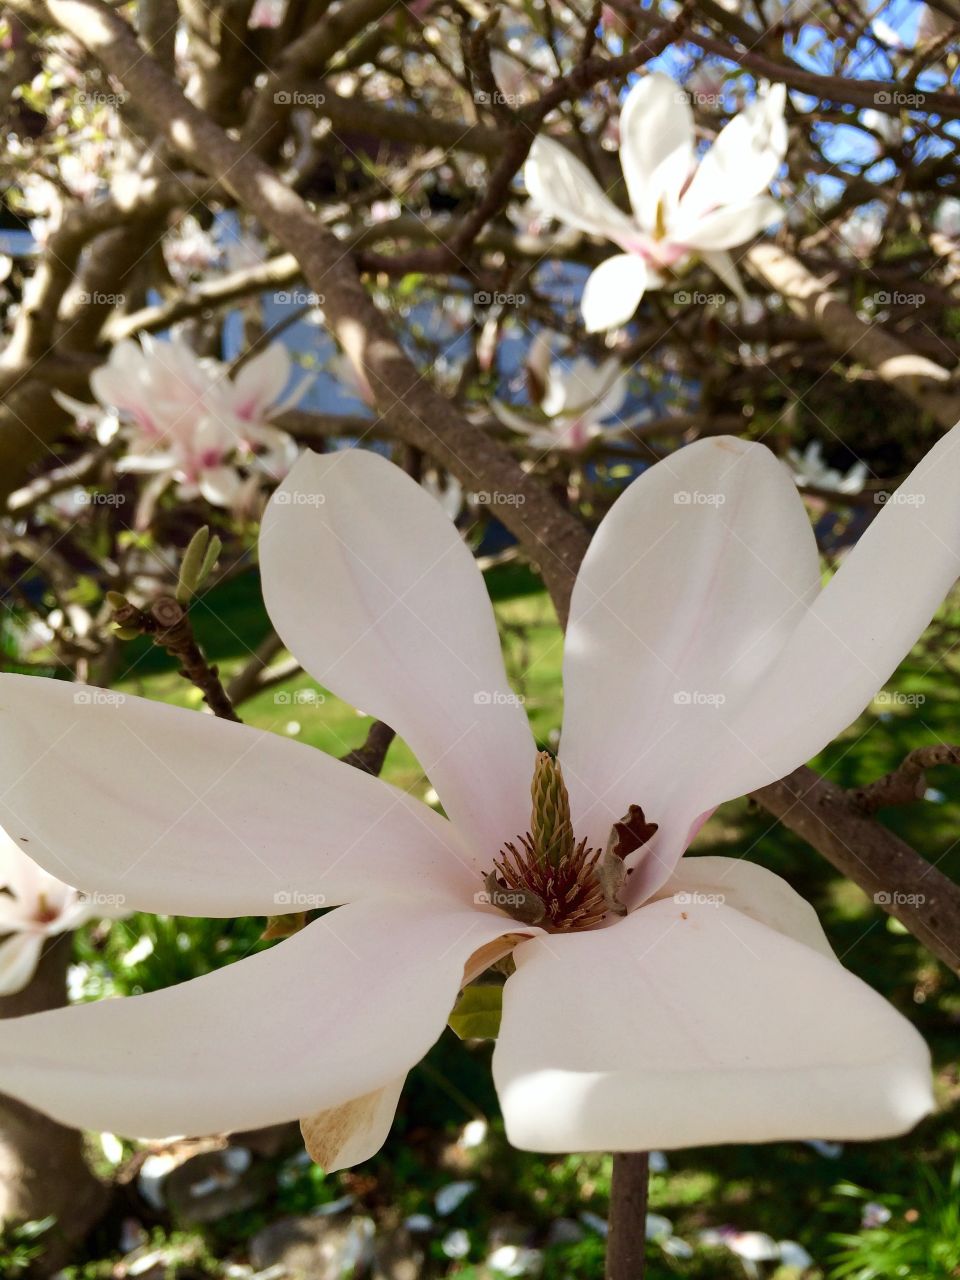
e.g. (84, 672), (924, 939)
(481, 753), (659, 933)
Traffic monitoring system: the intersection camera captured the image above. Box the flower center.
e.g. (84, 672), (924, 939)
(482, 752), (658, 933)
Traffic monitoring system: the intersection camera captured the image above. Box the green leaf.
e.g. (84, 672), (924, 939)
(448, 984), (503, 1041)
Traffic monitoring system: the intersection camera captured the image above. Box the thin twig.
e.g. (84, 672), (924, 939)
(853, 744), (960, 814)
(112, 597), (241, 722)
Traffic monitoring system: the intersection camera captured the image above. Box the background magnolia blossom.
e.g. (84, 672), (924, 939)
(492, 332), (638, 452)
(0, 831), (124, 996)
(525, 73), (788, 330)
(57, 335), (305, 511)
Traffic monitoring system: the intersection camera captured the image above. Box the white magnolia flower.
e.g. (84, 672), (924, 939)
(788, 441), (869, 495)
(493, 336), (635, 452)
(525, 73), (787, 331)
(0, 429), (954, 1163)
(58, 336), (303, 508)
(0, 830), (122, 996)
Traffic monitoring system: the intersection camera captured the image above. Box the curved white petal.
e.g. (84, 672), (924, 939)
(494, 898), (933, 1152)
(696, 420), (960, 806)
(0, 674), (476, 917)
(525, 136), (634, 243)
(300, 1075), (405, 1171)
(0, 932), (44, 996)
(675, 197), (783, 252)
(581, 255), (648, 333)
(680, 85), (788, 220)
(0, 900), (520, 1138)
(559, 437), (820, 894)
(618, 74), (695, 231)
(652, 855), (834, 959)
(259, 450), (535, 859)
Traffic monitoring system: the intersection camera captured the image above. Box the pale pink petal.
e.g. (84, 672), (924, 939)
(618, 74), (695, 231)
(259, 450), (535, 859)
(229, 343), (291, 419)
(524, 136), (635, 243)
(0, 900), (521, 1137)
(494, 898), (932, 1152)
(559, 437), (820, 890)
(581, 255), (648, 333)
(0, 674), (476, 917)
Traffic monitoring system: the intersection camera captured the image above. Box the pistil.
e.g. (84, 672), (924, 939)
(483, 752), (658, 933)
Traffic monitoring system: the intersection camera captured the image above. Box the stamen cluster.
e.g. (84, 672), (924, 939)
(483, 751), (657, 933)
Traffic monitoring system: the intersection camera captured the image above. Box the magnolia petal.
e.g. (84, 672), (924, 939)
(493, 898), (933, 1152)
(675, 197), (783, 252)
(581, 255), (648, 333)
(0, 932), (44, 996)
(0, 674), (476, 916)
(700, 249), (748, 303)
(259, 450), (535, 858)
(696, 419), (960, 807)
(491, 401), (540, 436)
(618, 74), (695, 231)
(680, 85), (788, 219)
(525, 136), (634, 243)
(199, 465), (245, 508)
(301, 1076), (405, 1172)
(0, 900), (522, 1138)
(0, 829), (41, 903)
(652, 855), (834, 959)
(559, 436), (820, 883)
(229, 343), (290, 418)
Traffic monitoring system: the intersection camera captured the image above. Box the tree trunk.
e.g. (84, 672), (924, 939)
(0, 936), (108, 1271)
